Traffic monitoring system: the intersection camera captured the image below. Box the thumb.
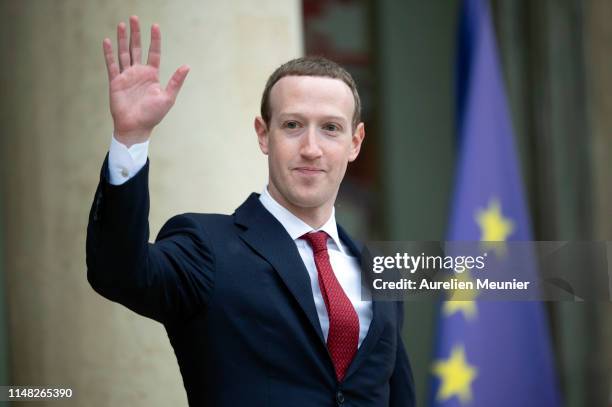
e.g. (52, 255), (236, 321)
(166, 65), (190, 102)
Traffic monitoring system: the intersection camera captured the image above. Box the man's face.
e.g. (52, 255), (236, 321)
(255, 75), (365, 214)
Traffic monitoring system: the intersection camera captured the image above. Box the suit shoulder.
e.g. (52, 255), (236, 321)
(158, 212), (235, 237)
(170, 211), (230, 220)
(181, 212), (234, 227)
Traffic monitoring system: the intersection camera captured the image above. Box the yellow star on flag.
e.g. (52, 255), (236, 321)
(443, 273), (478, 320)
(475, 198), (514, 255)
(432, 345), (478, 404)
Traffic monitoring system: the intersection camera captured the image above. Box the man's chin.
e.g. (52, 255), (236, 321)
(287, 191), (329, 210)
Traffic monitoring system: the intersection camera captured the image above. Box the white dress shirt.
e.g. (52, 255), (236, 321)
(107, 135), (150, 185)
(107, 135), (373, 346)
(258, 187), (372, 347)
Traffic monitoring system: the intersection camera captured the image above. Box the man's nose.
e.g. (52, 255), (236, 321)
(300, 127), (323, 159)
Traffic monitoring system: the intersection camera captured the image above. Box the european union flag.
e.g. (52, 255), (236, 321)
(430, 0), (562, 406)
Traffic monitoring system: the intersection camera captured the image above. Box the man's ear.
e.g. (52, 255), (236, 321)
(348, 122), (365, 162)
(254, 116), (269, 155)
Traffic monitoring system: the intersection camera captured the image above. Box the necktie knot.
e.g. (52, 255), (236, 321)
(302, 231), (329, 254)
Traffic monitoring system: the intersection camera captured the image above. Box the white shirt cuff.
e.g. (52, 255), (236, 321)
(107, 135), (150, 185)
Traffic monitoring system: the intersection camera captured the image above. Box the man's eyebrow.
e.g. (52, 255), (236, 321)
(321, 116), (348, 123)
(277, 113), (348, 123)
(277, 112), (306, 119)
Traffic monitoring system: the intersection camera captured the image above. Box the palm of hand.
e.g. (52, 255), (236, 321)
(110, 65), (172, 134)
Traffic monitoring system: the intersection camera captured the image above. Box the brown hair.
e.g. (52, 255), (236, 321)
(260, 56), (361, 130)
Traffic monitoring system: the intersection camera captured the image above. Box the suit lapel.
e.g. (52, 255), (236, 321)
(234, 195), (388, 381)
(234, 194), (326, 347)
(337, 224), (387, 381)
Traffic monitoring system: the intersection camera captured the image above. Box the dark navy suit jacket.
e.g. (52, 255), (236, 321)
(86, 158), (415, 406)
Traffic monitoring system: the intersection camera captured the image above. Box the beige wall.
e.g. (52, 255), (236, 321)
(0, 1), (302, 405)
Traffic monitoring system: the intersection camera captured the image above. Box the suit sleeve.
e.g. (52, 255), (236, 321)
(86, 156), (215, 323)
(389, 301), (416, 407)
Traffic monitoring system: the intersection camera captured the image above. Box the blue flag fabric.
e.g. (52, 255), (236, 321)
(430, 0), (562, 406)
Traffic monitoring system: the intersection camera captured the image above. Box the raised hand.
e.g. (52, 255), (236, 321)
(103, 16), (190, 147)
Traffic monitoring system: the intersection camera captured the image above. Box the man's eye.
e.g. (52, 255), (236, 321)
(285, 121), (299, 129)
(323, 123), (339, 132)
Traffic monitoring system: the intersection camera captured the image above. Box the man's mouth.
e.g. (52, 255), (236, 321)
(293, 166), (325, 175)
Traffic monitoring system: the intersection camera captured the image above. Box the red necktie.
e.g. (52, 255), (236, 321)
(302, 231), (359, 382)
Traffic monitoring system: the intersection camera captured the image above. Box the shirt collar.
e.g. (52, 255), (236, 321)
(259, 186), (345, 253)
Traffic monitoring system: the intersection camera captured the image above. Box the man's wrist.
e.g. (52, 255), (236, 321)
(108, 134), (150, 185)
(113, 128), (152, 148)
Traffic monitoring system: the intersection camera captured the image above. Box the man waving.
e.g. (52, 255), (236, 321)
(87, 15), (414, 407)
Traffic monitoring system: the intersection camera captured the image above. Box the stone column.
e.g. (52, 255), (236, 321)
(0, 1), (302, 405)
